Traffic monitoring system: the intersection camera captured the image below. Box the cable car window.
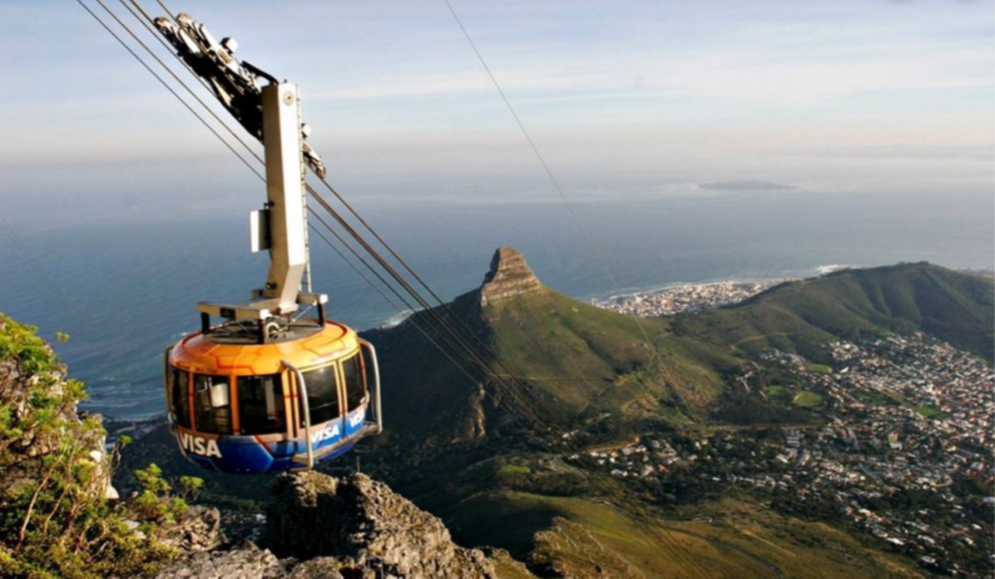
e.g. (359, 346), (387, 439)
(193, 374), (232, 434)
(237, 374), (285, 435)
(168, 366), (191, 428)
(361, 344), (376, 403)
(166, 366), (176, 417)
(302, 365), (339, 424)
(342, 354), (366, 411)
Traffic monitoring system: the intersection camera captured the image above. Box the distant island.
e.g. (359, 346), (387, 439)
(697, 180), (798, 190)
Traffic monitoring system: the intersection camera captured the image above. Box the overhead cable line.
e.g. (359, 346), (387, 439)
(306, 208), (501, 389)
(304, 186), (554, 428)
(443, 0), (701, 425)
(311, 171), (566, 426)
(77, 0), (264, 182)
(441, 2), (713, 572)
(80, 0), (552, 431)
(306, 221), (493, 389)
(121, 0), (219, 101)
(440, 0), (673, 378)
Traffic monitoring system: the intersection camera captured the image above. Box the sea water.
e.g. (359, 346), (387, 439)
(1, 187), (992, 420)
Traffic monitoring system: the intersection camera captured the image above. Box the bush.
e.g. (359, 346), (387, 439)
(0, 313), (200, 578)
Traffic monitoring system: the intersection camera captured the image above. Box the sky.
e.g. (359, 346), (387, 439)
(0, 1), (992, 216)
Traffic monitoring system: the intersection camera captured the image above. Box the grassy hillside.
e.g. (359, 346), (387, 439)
(364, 285), (744, 450)
(483, 287), (740, 419)
(675, 262), (994, 363)
(443, 491), (920, 578)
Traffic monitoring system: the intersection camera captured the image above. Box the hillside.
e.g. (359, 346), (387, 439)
(366, 255), (995, 453)
(363, 247), (742, 452)
(443, 491), (919, 578)
(357, 252), (990, 577)
(674, 262), (994, 364)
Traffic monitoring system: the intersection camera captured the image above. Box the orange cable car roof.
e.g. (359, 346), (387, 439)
(169, 320), (359, 376)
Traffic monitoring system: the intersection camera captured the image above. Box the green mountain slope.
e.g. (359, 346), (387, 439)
(368, 257), (992, 451)
(483, 287), (740, 417)
(442, 492), (919, 578)
(364, 249), (742, 449)
(674, 262), (994, 363)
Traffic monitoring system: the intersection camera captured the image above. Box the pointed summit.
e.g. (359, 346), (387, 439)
(479, 247), (542, 306)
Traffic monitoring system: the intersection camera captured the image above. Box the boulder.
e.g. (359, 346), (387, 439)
(160, 505), (226, 553)
(154, 541), (282, 579)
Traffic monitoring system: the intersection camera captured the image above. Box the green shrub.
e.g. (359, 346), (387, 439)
(0, 313), (201, 578)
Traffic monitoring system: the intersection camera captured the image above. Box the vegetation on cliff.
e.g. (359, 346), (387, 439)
(0, 313), (197, 578)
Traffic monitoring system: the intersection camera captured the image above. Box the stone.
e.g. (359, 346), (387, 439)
(283, 557), (345, 578)
(162, 471), (510, 577)
(154, 541), (282, 579)
(162, 471), (514, 577)
(160, 506), (226, 553)
(479, 247), (541, 307)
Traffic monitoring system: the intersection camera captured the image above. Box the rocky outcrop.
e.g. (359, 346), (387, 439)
(479, 247), (542, 307)
(267, 471), (496, 577)
(157, 471), (502, 578)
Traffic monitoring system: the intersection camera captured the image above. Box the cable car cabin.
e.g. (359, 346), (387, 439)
(163, 318), (381, 474)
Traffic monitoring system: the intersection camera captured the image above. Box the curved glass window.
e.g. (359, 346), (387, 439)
(237, 374), (285, 435)
(302, 365), (339, 424)
(167, 365), (191, 428)
(342, 354), (366, 411)
(193, 374), (232, 434)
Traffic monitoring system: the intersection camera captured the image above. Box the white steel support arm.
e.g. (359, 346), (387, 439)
(260, 83), (307, 313)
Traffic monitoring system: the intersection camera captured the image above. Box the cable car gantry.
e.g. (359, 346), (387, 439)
(157, 13), (381, 474)
(81, 1), (562, 473)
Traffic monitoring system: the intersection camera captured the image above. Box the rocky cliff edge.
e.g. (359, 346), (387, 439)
(155, 471), (526, 578)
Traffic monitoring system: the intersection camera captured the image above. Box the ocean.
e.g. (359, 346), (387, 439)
(1, 186), (992, 420)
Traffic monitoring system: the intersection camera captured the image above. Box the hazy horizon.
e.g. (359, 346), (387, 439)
(1, 1), (992, 211)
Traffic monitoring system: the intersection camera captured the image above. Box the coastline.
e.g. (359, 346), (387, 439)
(591, 279), (785, 317)
(586, 264), (866, 317)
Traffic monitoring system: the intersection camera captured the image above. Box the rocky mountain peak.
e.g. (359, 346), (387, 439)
(479, 246), (542, 307)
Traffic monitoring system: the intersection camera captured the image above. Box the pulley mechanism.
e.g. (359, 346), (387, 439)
(155, 13), (327, 178)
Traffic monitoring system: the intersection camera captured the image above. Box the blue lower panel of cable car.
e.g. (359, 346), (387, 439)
(169, 403), (370, 474)
(344, 405), (367, 437)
